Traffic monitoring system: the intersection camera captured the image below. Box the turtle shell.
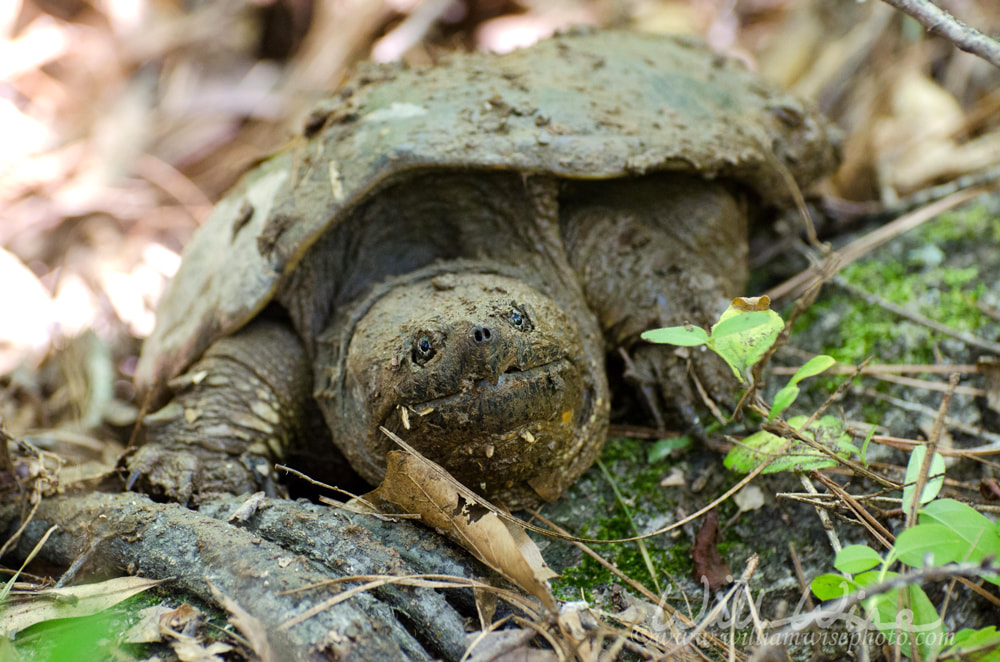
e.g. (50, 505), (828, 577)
(136, 28), (836, 401)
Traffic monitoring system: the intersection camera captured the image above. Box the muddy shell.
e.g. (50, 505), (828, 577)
(136, 29), (835, 399)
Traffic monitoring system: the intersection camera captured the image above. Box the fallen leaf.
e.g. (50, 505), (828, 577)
(368, 450), (557, 610)
(659, 466), (686, 487)
(1, 576), (164, 637)
(226, 491), (267, 522)
(169, 632), (233, 662)
(464, 628), (555, 662)
(980, 478), (1000, 502)
(123, 605), (174, 644)
(691, 510), (731, 590)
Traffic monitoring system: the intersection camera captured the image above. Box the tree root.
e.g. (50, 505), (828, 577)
(1, 491), (490, 661)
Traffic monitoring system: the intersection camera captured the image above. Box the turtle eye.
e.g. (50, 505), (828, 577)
(412, 335), (435, 365)
(510, 308), (533, 332)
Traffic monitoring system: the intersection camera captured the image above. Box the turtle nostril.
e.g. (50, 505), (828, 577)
(472, 326), (493, 344)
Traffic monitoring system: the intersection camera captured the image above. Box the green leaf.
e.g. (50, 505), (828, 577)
(640, 325), (709, 346)
(893, 523), (968, 567)
(791, 355), (837, 383)
(853, 569), (884, 589)
(902, 446), (945, 512)
(768, 384), (800, 422)
(646, 436), (692, 463)
(834, 545), (883, 574)
(723, 416), (857, 474)
(919, 499), (1000, 584)
(810, 573), (858, 601)
(861, 574), (944, 661)
(859, 426), (875, 468)
(707, 305), (783, 384)
(945, 627), (1000, 662)
(709, 311), (774, 339)
(920, 499), (1000, 558)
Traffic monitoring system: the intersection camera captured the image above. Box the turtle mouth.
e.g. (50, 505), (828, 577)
(401, 358), (577, 432)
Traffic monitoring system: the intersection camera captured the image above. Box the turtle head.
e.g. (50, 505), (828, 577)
(319, 272), (593, 504)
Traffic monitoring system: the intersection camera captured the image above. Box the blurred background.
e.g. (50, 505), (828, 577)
(1, 0), (998, 443)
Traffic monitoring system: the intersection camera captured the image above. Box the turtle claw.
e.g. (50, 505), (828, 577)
(121, 442), (278, 505)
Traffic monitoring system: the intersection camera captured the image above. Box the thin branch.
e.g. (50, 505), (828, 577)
(879, 0), (1000, 69)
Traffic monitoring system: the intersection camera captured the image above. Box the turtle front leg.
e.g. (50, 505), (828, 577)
(124, 320), (324, 503)
(560, 174), (750, 428)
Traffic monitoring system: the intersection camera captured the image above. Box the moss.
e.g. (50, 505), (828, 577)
(917, 204), (996, 244)
(551, 437), (695, 601)
(793, 207), (1000, 363)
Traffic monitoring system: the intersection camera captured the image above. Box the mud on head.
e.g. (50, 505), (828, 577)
(318, 272), (593, 502)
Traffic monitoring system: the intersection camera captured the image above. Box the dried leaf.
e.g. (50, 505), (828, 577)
(368, 450), (557, 610)
(691, 510), (731, 590)
(123, 604), (174, 644)
(464, 628), (555, 662)
(1, 576), (164, 637)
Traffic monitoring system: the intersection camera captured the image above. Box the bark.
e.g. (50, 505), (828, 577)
(0, 491), (484, 661)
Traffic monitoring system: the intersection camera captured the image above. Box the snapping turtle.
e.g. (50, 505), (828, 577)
(128, 29), (836, 508)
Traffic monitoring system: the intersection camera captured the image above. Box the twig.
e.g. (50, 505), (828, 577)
(596, 458), (663, 597)
(381, 426), (771, 545)
(659, 556), (759, 660)
(776, 559), (1000, 632)
(771, 361), (979, 375)
(767, 186), (987, 301)
(810, 471), (896, 549)
(799, 357), (871, 432)
(797, 474), (843, 555)
(906, 373), (959, 527)
(861, 388), (1000, 445)
(762, 420), (900, 490)
(864, 372), (984, 396)
(878, 0), (1000, 69)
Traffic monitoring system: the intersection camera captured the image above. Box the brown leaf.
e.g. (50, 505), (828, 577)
(464, 628), (556, 662)
(980, 478), (1000, 502)
(691, 509), (731, 590)
(368, 450), (557, 611)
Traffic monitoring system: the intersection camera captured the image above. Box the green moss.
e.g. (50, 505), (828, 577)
(552, 438), (696, 601)
(791, 261), (985, 367)
(917, 204), (996, 244)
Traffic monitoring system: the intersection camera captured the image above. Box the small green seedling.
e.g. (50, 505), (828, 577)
(901, 444), (945, 514)
(810, 496), (1000, 660)
(643, 296), (842, 473)
(641, 296), (783, 386)
(768, 354), (836, 421)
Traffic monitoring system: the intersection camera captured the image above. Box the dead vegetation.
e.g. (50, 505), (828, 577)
(3, 1), (1000, 660)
